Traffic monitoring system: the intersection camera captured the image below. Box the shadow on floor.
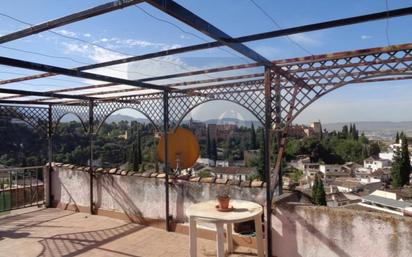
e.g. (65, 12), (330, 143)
(36, 223), (144, 257)
(0, 208), (74, 237)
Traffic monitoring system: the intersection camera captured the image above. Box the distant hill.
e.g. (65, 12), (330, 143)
(105, 114), (148, 124)
(323, 121), (412, 140)
(59, 114), (412, 138)
(323, 121), (412, 131)
(62, 114), (262, 127)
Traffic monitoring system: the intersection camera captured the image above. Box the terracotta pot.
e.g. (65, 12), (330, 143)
(217, 196), (230, 209)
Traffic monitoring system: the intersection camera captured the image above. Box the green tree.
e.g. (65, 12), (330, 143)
(395, 132), (400, 143)
(369, 142), (380, 158)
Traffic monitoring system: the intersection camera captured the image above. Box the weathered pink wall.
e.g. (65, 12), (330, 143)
(272, 204), (412, 257)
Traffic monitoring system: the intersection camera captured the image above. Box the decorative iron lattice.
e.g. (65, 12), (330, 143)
(276, 46), (412, 127)
(1, 45), (412, 135)
(168, 79), (266, 128)
(51, 103), (89, 134)
(0, 105), (48, 134)
(93, 93), (164, 133)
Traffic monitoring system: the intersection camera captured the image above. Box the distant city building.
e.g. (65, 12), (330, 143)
(286, 121), (323, 139)
(360, 190), (412, 216)
(327, 177), (365, 193)
(319, 164), (351, 182)
(188, 118), (207, 140)
(213, 166), (256, 181)
(355, 168), (391, 184)
(363, 157), (390, 171)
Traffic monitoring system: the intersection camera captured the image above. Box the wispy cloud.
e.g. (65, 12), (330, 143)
(361, 35), (372, 40)
(57, 29), (78, 37)
(289, 33), (323, 47)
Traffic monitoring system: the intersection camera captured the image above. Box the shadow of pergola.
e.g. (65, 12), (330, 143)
(36, 223), (144, 257)
(0, 208), (74, 236)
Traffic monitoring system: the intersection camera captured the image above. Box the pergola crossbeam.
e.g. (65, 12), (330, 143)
(0, 56), (169, 91)
(1, 6), (412, 96)
(146, 0), (310, 89)
(0, 0), (144, 44)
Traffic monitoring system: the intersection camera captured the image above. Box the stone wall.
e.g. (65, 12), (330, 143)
(272, 203), (412, 257)
(49, 163), (266, 222)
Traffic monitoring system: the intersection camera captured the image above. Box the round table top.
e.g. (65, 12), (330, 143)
(186, 199), (263, 223)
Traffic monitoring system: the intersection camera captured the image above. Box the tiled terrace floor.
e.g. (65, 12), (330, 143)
(0, 208), (258, 257)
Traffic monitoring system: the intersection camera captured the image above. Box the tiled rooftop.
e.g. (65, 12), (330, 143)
(0, 208), (258, 257)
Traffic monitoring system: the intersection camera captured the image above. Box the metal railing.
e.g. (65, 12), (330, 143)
(0, 166), (45, 212)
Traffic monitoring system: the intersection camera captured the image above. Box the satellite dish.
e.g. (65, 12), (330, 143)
(157, 127), (200, 170)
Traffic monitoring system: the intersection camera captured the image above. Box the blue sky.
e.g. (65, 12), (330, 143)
(1, 0), (412, 124)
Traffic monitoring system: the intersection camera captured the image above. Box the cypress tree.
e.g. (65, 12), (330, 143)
(342, 125), (348, 139)
(212, 139), (218, 164)
(250, 123), (257, 149)
(206, 127), (211, 159)
(395, 132), (400, 144)
(137, 130), (142, 166)
(312, 174), (326, 206)
(353, 124), (359, 140)
(312, 174), (319, 203)
(317, 178), (327, 206)
(391, 147), (402, 188)
(400, 134), (411, 185)
(132, 143), (139, 171)
(257, 130), (265, 181)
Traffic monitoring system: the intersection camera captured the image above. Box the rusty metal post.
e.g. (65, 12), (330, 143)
(274, 74), (283, 196)
(88, 100), (94, 214)
(47, 105), (53, 207)
(263, 67), (273, 257)
(163, 92), (171, 231)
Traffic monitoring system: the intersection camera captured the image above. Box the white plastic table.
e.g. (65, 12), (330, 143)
(186, 199), (264, 257)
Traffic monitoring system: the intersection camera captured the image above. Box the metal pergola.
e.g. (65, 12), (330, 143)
(1, 1), (412, 255)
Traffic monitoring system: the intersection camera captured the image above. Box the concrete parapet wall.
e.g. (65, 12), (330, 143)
(272, 203), (412, 257)
(50, 163), (266, 222)
(49, 163), (412, 256)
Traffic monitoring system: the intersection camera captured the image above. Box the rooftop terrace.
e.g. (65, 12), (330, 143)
(2, 1), (412, 256)
(0, 207), (257, 257)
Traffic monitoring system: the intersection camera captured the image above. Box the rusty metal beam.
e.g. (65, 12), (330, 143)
(12, 72), (264, 102)
(3, 42), (412, 103)
(0, 56), (168, 91)
(0, 87), (94, 100)
(0, 0), (144, 44)
(7, 41), (412, 102)
(2, 6), (412, 89)
(0, 99), (55, 105)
